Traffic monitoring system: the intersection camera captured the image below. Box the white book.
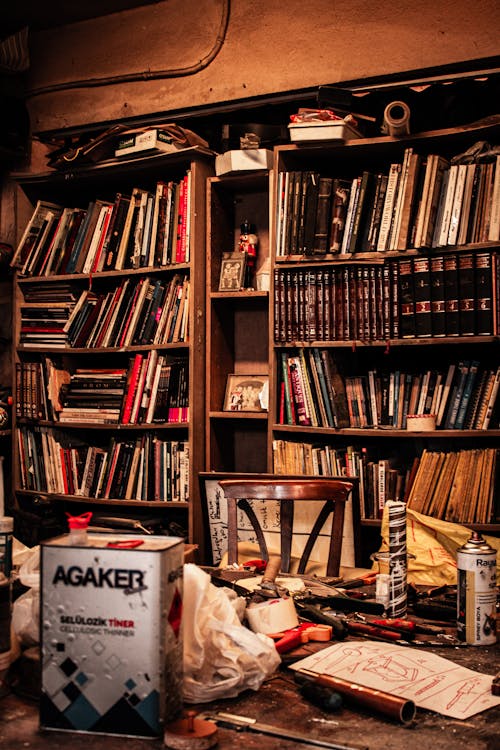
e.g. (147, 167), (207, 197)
(436, 164), (458, 246)
(437, 364), (457, 427)
(447, 163), (468, 245)
(389, 148), (412, 251)
(140, 193), (155, 267)
(146, 355), (166, 423)
(115, 187), (142, 270)
(376, 163), (401, 251)
(82, 204), (112, 274)
(121, 277), (151, 347)
(147, 182), (165, 267)
(42, 207), (74, 276)
(12, 200), (62, 271)
(414, 155), (436, 248)
(340, 176), (360, 254)
(456, 164), (477, 246)
(487, 154), (500, 242)
(100, 279), (130, 348)
(367, 369), (379, 427)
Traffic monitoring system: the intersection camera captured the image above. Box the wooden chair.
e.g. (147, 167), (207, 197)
(218, 477), (354, 578)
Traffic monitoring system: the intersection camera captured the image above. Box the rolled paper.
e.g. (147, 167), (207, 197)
(387, 500), (407, 618)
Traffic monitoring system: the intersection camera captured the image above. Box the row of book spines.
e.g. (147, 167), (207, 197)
(273, 250), (498, 342)
(59, 273), (189, 349)
(16, 426), (189, 502)
(346, 363), (500, 431)
(405, 447), (497, 525)
(17, 356), (189, 425)
(13, 173), (192, 278)
(271, 439), (498, 524)
(277, 352), (500, 432)
(271, 439), (407, 521)
(275, 151), (500, 257)
(277, 348), (349, 429)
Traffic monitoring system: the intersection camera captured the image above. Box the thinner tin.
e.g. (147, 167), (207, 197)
(456, 531), (497, 646)
(40, 533), (184, 738)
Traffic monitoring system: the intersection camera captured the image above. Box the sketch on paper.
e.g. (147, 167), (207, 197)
(291, 640), (500, 719)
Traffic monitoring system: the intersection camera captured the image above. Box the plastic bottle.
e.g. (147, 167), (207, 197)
(66, 511), (93, 545)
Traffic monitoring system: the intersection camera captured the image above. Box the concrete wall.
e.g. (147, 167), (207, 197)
(25, 0), (500, 134)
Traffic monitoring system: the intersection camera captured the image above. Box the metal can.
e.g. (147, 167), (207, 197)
(457, 531), (497, 645)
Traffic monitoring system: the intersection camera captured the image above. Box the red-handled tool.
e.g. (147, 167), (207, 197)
(269, 622), (332, 654)
(339, 573), (377, 589)
(345, 620), (404, 642)
(371, 618), (416, 635)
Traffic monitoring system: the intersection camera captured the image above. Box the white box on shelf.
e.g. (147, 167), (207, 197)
(215, 148), (273, 176)
(288, 120), (362, 143)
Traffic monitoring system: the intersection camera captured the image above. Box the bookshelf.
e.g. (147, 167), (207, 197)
(206, 171), (273, 474)
(11, 148), (213, 557)
(269, 118), (500, 560)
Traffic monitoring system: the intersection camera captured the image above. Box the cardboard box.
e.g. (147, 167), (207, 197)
(215, 148), (273, 176)
(288, 120), (362, 143)
(40, 533), (184, 738)
(114, 129), (179, 157)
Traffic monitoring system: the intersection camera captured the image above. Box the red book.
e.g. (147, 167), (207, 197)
(175, 178), (185, 263)
(121, 354), (143, 424)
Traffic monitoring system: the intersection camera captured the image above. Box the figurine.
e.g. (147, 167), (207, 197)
(238, 219), (258, 287)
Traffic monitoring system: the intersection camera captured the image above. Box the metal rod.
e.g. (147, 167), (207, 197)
(296, 670), (416, 725)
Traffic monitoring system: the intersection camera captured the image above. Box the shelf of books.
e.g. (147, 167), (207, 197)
(206, 171), (273, 475)
(269, 118), (500, 544)
(11, 150), (213, 556)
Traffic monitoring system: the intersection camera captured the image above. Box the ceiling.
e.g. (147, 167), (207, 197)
(2, 0), (162, 36)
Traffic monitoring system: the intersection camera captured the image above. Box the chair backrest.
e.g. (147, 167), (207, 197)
(218, 477), (353, 577)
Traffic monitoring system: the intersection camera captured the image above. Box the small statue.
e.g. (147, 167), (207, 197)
(238, 219), (258, 287)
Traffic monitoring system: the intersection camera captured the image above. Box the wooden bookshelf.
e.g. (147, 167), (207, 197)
(11, 150), (213, 558)
(205, 171), (273, 475)
(269, 118), (500, 549)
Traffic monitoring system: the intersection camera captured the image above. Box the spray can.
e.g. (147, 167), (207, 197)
(457, 531), (497, 645)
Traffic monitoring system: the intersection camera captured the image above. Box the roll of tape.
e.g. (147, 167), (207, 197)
(246, 596), (299, 634)
(382, 101), (411, 136)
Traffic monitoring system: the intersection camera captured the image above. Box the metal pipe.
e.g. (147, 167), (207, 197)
(296, 669), (416, 725)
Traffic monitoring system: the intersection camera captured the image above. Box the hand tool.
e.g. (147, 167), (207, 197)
(269, 622), (332, 654)
(296, 591), (385, 616)
(196, 711), (368, 750)
(294, 600), (348, 639)
(338, 573), (377, 589)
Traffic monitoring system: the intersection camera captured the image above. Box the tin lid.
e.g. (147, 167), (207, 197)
(459, 530), (495, 555)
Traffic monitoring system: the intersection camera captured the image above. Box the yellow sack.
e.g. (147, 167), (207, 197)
(376, 506), (500, 586)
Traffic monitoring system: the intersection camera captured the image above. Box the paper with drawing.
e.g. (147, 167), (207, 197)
(291, 640), (500, 719)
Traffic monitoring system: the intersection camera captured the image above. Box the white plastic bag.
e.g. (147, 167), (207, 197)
(12, 545), (40, 647)
(182, 563), (281, 703)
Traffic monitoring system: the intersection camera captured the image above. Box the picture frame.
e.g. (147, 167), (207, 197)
(218, 251), (246, 291)
(223, 373), (269, 412)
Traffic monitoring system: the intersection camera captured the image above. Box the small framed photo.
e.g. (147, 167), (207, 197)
(223, 374), (269, 412)
(218, 252), (246, 291)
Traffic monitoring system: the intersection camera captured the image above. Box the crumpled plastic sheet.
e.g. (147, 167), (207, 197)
(182, 563), (281, 703)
